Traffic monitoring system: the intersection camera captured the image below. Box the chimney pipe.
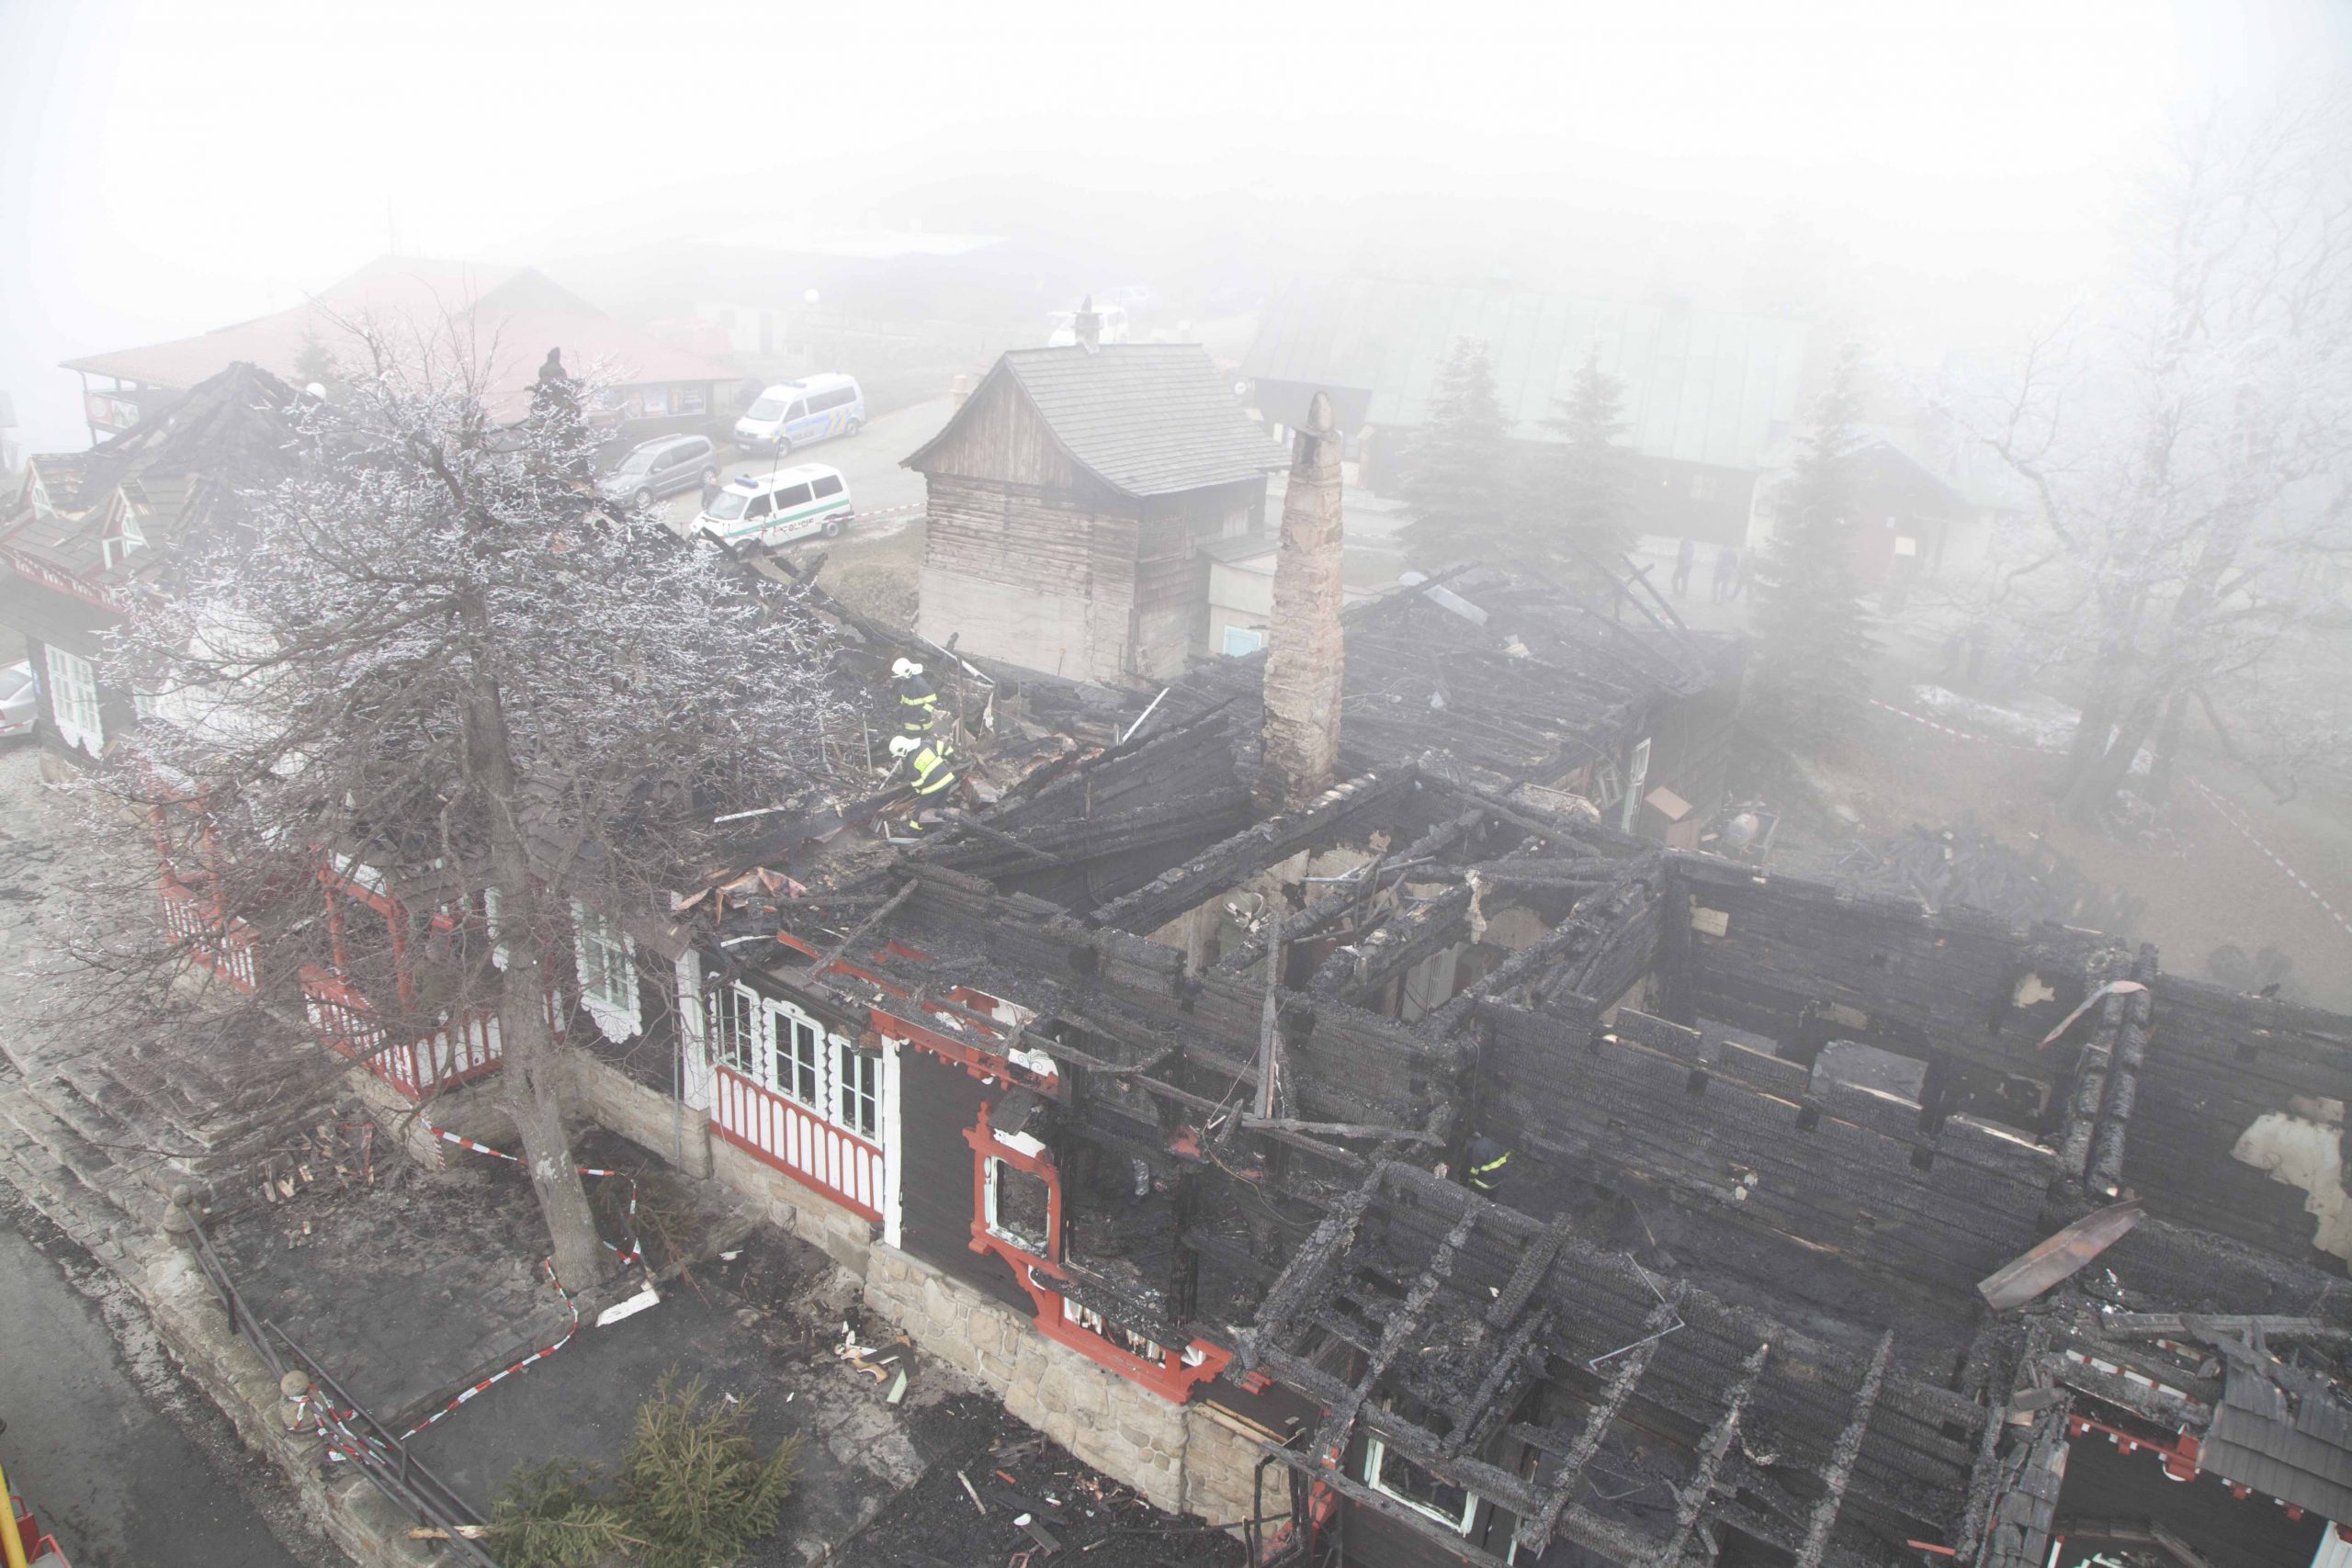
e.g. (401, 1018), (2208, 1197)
(1258, 391), (1346, 810)
(1073, 295), (1102, 355)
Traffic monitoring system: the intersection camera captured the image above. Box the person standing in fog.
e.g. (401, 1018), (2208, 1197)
(1673, 536), (1696, 596)
(1713, 545), (1738, 601)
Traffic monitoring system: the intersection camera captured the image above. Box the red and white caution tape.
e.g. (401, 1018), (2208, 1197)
(857, 502), (923, 524)
(1872, 701), (2351, 946)
(288, 1259), (584, 1452)
(393, 1260), (582, 1440)
(2188, 779), (2352, 941)
(423, 1122), (644, 1269)
(1870, 698), (2058, 754)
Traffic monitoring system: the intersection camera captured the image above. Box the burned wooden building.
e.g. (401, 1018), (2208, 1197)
(567, 421), (2352, 1568)
(905, 323), (1286, 685)
(79, 369), (2352, 1568)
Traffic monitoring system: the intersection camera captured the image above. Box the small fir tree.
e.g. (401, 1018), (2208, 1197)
(1395, 337), (1519, 565)
(1744, 344), (1876, 750)
(1540, 344), (1637, 582)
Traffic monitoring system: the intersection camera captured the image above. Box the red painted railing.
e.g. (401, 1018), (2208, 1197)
(157, 872), (259, 992)
(711, 1064), (883, 1221)
(300, 966), (503, 1100)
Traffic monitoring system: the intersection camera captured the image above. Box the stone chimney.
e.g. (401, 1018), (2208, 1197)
(1073, 295), (1102, 355)
(1257, 391), (1346, 809)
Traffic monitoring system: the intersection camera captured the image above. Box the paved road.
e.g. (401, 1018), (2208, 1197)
(657, 395), (954, 538)
(0, 1201), (342, 1568)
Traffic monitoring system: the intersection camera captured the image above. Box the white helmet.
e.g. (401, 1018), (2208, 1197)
(888, 735), (921, 758)
(890, 658), (923, 680)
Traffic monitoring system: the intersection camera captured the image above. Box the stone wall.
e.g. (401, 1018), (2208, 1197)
(561, 1043), (875, 1277)
(355, 1064), (514, 1173)
(863, 1247), (1263, 1529)
(141, 1242), (445, 1566)
(566, 1047), (712, 1179)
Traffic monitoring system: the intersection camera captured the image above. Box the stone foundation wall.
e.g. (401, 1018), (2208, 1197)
(863, 1248), (1262, 1529)
(560, 1044), (873, 1277)
(565, 1048), (712, 1179)
(356, 1065), (514, 1172)
(708, 1138), (874, 1276)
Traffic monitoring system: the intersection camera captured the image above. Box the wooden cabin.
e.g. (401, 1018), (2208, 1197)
(903, 340), (1285, 686)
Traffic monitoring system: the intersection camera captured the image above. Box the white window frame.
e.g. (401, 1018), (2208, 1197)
(1221, 625), (1267, 658)
(982, 1139), (1050, 1253)
(102, 510), (145, 568)
(1363, 1434), (1478, 1535)
(836, 1037), (880, 1139)
(571, 901), (640, 1040)
(44, 645), (102, 754)
(710, 980), (765, 1082)
(764, 996), (823, 1109)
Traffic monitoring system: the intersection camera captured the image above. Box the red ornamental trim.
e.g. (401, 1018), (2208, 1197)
(961, 1104), (1230, 1404)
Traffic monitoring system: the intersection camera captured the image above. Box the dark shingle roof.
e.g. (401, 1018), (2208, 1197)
(2201, 1359), (2352, 1523)
(1, 364), (299, 580)
(911, 344), (1284, 499)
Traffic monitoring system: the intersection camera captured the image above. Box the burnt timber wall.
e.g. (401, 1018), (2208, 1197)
(1669, 855), (2101, 1092)
(908, 873), (1458, 1133)
(1479, 1003), (2053, 1295)
(2124, 976), (2352, 1262)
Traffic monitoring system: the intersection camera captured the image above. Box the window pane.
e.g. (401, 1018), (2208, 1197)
(837, 1043), (878, 1138)
(745, 492), (773, 519)
(810, 474), (842, 499)
(1373, 1444), (1471, 1530)
(773, 483), (813, 509)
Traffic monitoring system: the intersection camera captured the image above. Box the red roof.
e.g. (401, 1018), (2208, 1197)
(64, 256), (741, 419)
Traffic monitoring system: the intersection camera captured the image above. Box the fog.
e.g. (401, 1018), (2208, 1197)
(3, 0), (2342, 450)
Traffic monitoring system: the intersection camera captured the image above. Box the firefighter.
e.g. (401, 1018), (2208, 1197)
(887, 732), (959, 833)
(1464, 1131), (1511, 1199)
(889, 657), (939, 739)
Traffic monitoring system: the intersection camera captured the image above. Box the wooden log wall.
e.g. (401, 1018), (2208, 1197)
(1478, 1003), (2054, 1296)
(2123, 975), (2352, 1262)
(902, 874), (1458, 1134)
(1671, 856), (2106, 1089)
(917, 473), (1143, 684)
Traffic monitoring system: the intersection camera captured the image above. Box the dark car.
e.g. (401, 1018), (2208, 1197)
(600, 434), (718, 508)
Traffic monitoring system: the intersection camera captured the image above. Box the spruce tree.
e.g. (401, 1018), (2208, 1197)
(1395, 337), (1518, 565)
(1744, 344), (1876, 750)
(1540, 344), (1637, 582)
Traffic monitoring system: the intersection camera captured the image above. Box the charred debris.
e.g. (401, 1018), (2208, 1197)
(662, 532), (2352, 1566)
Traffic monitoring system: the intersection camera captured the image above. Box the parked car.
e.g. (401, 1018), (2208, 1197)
(731, 374), (865, 456)
(0, 660), (33, 740)
(684, 465), (853, 547)
(599, 434), (718, 509)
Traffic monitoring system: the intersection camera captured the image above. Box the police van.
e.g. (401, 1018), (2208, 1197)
(686, 465), (854, 546)
(731, 373), (865, 455)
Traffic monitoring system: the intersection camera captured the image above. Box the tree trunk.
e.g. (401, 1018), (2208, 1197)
(492, 932), (607, 1295)
(457, 610), (607, 1295)
(2063, 691), (2162, 824)
(2145, 685), (2192, 802)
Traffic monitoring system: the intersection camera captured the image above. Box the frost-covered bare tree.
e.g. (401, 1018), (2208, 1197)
(106, 333), (855, 1292)
(1955, 97), (2352, 821)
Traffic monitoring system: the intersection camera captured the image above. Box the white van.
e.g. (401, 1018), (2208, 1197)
(686, 465), (854, 546)
(732, 374), (865, 455)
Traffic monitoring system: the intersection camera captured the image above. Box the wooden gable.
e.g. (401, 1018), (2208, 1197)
(904, 364), (1087, 495)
